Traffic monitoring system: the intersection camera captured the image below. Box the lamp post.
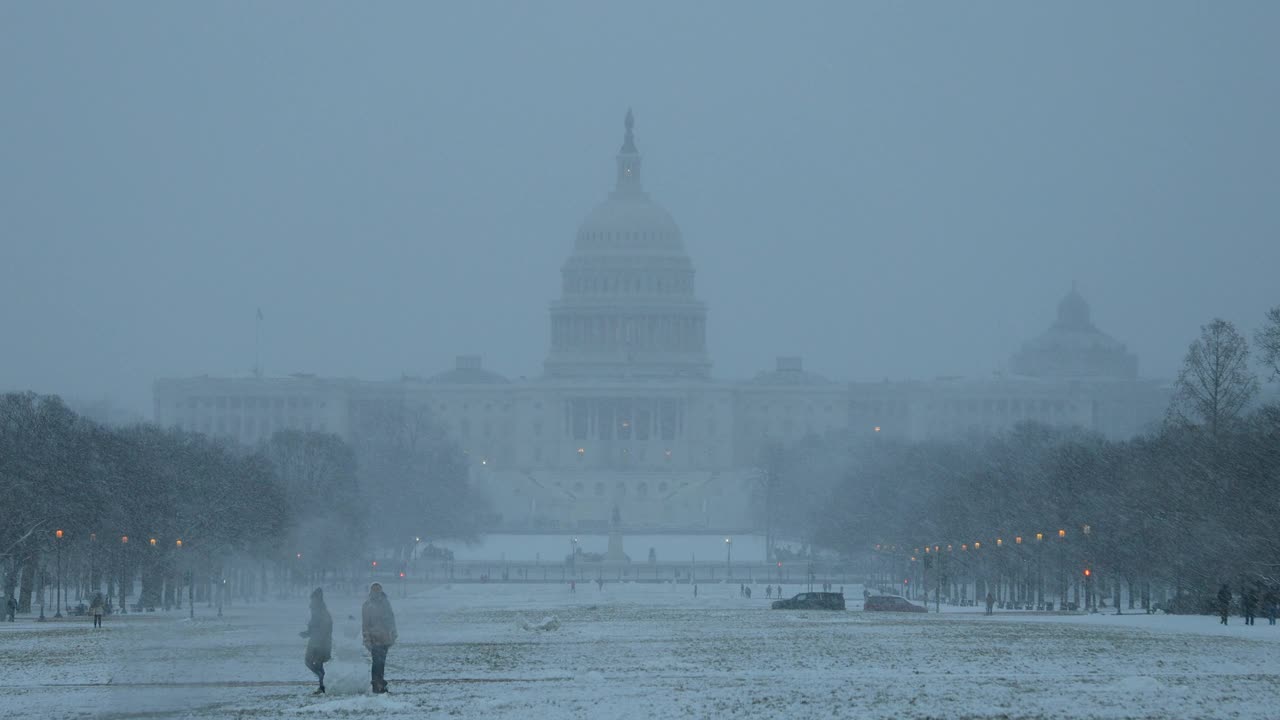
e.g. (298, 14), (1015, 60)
(54, 530), (64, 618)
(1082, 524), (1093, 612)
(177, 540), (192, 620)
(149, 538), (157, 611)
(724, 537), (732, 580)
(119, 535), (129, 615)
(1057, 529), (1066, 609)
(1034, 532), (1044, 610)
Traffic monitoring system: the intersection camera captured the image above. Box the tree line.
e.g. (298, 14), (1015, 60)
(765, 308), (1280, 606)
(0, 392), (481, 614)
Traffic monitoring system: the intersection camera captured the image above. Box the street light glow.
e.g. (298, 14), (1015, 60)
(55, 529), (63, 539)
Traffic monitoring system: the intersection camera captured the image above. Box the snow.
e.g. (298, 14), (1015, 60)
(2, 582), (1279, 719)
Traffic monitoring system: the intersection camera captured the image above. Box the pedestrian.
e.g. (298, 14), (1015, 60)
(6, 594), (17, 622)
(1264, 587), (1278, 626)
(985, 592), (995, 616)
(765, 585), (772, 599)
(1217, 584), (1232, 625)
(362, 582), (397, 694)
(300, 587), (332, 694)
(90, 593), (105, 629)
(569, 580), (576, 594)
(693, 584), (698, 598)
(745, 586), (752, 599)
(1242, 584), (1258, 626)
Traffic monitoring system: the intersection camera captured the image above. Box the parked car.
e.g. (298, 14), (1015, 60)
(863, 595), (927, 613)
(771, 592), (846, 610)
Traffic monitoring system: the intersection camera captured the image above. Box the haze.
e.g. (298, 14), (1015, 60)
(3, 1), (1278, 417)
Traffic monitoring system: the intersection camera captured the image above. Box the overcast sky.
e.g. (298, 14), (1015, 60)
(3, 1), (1278, 417)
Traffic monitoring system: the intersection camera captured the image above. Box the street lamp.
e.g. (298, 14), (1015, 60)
(120, 535), (129, 615)
(54, 530), (64, 618)
(724, 538), (732, 578)
(176, 539), (192, 619)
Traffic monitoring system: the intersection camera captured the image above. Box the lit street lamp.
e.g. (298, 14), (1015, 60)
(724, 537), (732, 579)
(177, 539), (192, 620)
(54, 530), (64, 618)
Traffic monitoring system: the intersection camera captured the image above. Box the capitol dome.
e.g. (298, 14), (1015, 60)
(1010, 285), (1138, 380)
(545, 111), (710, 380)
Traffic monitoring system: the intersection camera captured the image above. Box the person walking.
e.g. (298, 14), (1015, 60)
(6, 594), (17, 622)
(89, 593), (105, 629)
(300, 588), (333, 694)
(1242, 584), (1258, 627)
(1217, 584), (1232, 625)
(985, 592), (995, 616)
(362, 582), (397, 694)
(1264, 587), (1278, 626)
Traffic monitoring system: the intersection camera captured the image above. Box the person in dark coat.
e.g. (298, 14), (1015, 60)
(1264, 588), (1279, 626)
(300, 588), (333, 694)
(90, 593), (105, 628)
(985, 592), (995, 616)
(1217, 584), (1232, 625)
(6, 595), (17, 622)
(1242, 584), (1258, 626)
(362, 582), (397, 694)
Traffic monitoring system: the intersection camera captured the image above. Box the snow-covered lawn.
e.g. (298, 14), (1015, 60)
(2, 582), (1279, 719)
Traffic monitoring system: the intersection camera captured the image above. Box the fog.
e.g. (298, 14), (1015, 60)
(3, 2), (1278, 416)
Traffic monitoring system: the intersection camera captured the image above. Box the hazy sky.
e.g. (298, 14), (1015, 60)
(3, 1), (1278, 417)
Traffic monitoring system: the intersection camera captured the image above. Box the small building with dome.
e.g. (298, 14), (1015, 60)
(154, 112), (1169, 533)
(1010, 285), (1139, 381)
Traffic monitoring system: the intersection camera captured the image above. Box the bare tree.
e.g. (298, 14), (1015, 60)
(1169, 318), (1259, 437)
(1255, 305), (1280, 381)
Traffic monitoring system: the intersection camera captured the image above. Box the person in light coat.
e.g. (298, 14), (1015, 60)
(362, 582), (397, 694)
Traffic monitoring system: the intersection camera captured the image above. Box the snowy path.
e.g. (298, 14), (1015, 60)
(2, 583), (1279, 719)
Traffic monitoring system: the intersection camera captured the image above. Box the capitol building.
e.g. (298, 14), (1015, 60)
(154, 113), (1169, 533)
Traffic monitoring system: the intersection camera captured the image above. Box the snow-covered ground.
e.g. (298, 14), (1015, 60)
(2, 582), (1279, 719)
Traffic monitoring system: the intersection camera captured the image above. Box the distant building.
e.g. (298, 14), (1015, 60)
(155, 112), (1169, 532)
